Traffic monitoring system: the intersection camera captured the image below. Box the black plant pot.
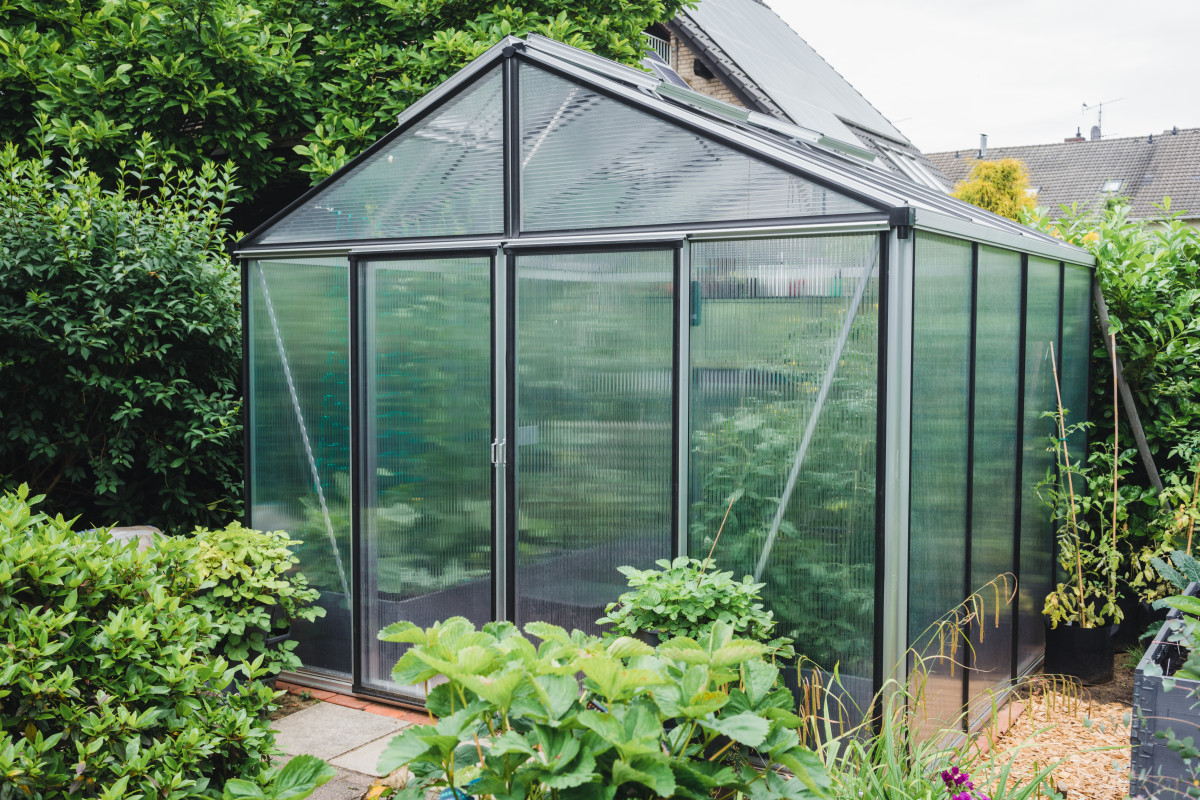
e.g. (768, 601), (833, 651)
(1044, 620), (1116, 684)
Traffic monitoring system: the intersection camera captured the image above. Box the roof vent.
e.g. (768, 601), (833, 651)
(979, 133), (988, 158)
(1065, 127), (1085, 143)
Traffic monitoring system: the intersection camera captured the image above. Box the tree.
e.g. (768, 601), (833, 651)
(0, 0), (690, 230)
(0, 138), (243, 531)
(951, 157), (1036, 221)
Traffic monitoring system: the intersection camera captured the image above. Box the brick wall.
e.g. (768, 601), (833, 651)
(670, 36), (745, 109)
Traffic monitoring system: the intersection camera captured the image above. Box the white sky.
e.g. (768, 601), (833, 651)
(768, 0), (1200, 154)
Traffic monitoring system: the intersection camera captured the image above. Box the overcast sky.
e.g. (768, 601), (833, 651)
(768, 0), (1200, 154)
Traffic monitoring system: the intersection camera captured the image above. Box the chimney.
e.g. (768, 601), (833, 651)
(1090, 125), (1101, 141)
(1065, 126), (1085, 143)
(979, 134), (988, 158)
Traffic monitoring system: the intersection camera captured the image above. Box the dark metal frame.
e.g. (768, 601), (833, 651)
(347, 248), (498, 706)
(1010, 253), (1030, 679)
(241, 258), (253, 535)
(505, 242), (682, 625)
(240, 33), (1094, 709)
(513, 54), (890, 216)
(872, 230), (891, 707)
(961, 242), (980, 729)
(240, 62), (506, 249)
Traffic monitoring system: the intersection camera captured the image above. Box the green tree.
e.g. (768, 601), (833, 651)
(952, 157), (1036, 221)
(0, 0), (690, 228)
(0, 138), (243, 531)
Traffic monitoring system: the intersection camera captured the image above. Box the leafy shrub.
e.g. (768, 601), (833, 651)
(222, 755), (336, 800)
(0, 139), (242, 532)
(597, 556), (795, 658)
(376, 617), (830, 800)
(0, 485), (277, 798)
(186, 522), (325, 676)
(1034, 203), (1200, 601)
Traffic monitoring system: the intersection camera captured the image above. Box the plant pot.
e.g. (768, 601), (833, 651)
(1130, 583), (1200, 799)
(1043, 620), (1116, 684)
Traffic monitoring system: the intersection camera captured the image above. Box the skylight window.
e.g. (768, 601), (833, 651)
(1026, 186), (1040, 197)
(1101, 179), (1123, 193)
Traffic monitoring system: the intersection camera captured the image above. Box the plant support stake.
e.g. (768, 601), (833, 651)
(1093, 278), (1164, 496)
(755, 255), (877, 581)
(256, 266), (352, 600)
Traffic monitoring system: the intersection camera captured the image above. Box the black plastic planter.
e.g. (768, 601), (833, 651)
(1043, 621), (1116, 684)
(1130, 583), (1200, 800)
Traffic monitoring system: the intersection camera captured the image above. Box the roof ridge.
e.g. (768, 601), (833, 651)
(929, 127), (1200, 157)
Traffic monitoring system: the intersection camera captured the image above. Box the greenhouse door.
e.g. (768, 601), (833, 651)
(361, 252), (497, 696)
(507, 247), (678, 633)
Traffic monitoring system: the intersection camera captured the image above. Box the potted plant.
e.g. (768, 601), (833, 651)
(1040, 348), (1125, 684)
(182, 522), (326, 680)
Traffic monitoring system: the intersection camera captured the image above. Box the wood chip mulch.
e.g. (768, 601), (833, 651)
(978, 656), (1135, 800)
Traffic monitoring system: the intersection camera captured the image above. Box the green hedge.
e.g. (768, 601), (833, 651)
(0, 141), (242, 531)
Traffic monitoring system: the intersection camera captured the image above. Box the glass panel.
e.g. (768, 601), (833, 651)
(908, 233), (972, 732)
(514, 249), (674, 632)
(1017, 258), (1062, 674)
(363, 256), (493, 696)
(519, 65), (871, 232)
(248, 258), (351, 676)
(1061, 267), (1092, 457)
(688, 234), (879, 715)
(254, 67), (503, 244)
(966, 247), (1022, 719)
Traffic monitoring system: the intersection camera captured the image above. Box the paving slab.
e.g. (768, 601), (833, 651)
(330, 730), (410, 777)
(309, 765), (377, 800)
(273, 702), (410, 761)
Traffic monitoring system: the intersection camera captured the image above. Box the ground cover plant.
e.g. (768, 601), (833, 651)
(375, 617), (830, 800)
(0, 139), (242, 532)
(0, 485), (279, 798)
(187, 522), (325, 676)
(597, 555), (795, 659)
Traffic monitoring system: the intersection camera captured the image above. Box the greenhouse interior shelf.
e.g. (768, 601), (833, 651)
(236, 34), (1095, 729)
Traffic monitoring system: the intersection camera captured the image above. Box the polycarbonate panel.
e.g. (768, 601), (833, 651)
(1061, 266), (1093, 458)
(908, 233), (972, 732)
(519, 65), (871, 232)
(248, 258), (351, 676)
(966, 247), (1022, 717)
(253, 67), (503, 244)
(688, 234), (879, 714)
(1017, 258), (1062, 674)
(363, 256), (492, 696)
(514, 249), (674, 632)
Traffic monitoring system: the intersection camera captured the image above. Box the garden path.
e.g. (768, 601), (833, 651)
(271, 683), (427, 799)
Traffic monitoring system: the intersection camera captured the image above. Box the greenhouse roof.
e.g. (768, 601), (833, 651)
(241, 35), (1091, 266)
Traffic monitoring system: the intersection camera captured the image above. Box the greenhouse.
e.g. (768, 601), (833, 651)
(237, 35), (1094, 726)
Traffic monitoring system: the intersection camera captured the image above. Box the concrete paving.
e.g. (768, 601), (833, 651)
(272, 701), (418, 798)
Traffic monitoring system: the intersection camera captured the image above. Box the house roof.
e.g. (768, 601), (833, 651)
(238, 34), (1088, 265)
(668, 0), (948, 192)
(928, 128), (1200, 220)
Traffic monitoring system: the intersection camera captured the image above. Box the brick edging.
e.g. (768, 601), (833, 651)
(274, 680), (432, 725)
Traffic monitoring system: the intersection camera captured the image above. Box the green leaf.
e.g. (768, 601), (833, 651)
(273, 755), (337, 800)
(700, 712), (770, 748)
(612, 756), (676, 797)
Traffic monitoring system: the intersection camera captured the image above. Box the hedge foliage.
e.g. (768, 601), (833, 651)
(0, 0), (691, 223)
(0, 485), (277, 798)
(0, 140), (242, 532)
(1036, 201), (1200, 597)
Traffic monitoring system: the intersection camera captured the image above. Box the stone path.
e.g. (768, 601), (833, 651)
(272, 685), (429, 800)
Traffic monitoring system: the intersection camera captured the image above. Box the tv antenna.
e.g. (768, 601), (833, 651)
(1082, 98), (1123, 136)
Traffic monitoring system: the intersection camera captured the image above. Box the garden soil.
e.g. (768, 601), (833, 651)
(982, 655), (1136, 800)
